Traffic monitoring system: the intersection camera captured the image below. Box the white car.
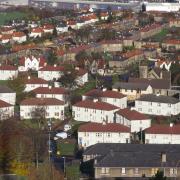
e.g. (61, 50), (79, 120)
(55, 132), (67, 139)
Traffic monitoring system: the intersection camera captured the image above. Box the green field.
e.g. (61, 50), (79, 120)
(0, 11), (27, 25)
(57, 142), (76, 156)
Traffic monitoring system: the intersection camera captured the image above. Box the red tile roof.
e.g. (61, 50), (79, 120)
(20, 98), (64, 106)
(1, 34), (12, 40)
(163, 39), (180, 45)
(0, 65), (17, 71)
(32, 27), (43, 33)
(116, 108), (149, 120)
(0, 99), (13, 108)
(73, 100), (119, 111)
(78, 122), (130, 132)
(145, 124), (180, 135)
(84, 89), (126, 99)
(33, 87), (68, 95)
(39, 65), (64, 71)
(19, 56), (46, 66)
(24, 77), (48, 84)
(140, 23), (162, 33)
(43, 24), (54, 30)
(13, 32), (26, 37)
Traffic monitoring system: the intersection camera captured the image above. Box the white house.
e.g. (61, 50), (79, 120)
(134, 94), (180, 116)
(72, 99), (119, 123)
(43, 24), (54, 34)
(145, 124), (180, 144)
(56, 24), (68, 33)
(29, 27), (43, 38)
(38, 65), (64, 81)
(75, 68), (88, 86)
(24, 76), (49, 92)
(12, 32), (27, 43)
(78, 122), (131, 148)
(0, 85), (16, 105)
(20, 98), (65, 120)
(1, 34), (12, 44)
(0, 65), (18, 80)
(82, 89), (127, 109)
(19, 56), (46, 72)
(0, 99), (14, 120)
(33, 86), (69, 104)
(115, 108), (151, 133)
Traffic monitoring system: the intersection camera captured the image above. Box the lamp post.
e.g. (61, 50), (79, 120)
(48, 119), (52, 162)
(62, 156), (66, 176)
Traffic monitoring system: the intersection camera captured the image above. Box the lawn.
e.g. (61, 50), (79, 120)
(66, 163), (80, 180)
(0, 80), (9, 86)
(57, 142), (76, 156)
(0, 11), (27, 25)
(151, 28), (169, 42)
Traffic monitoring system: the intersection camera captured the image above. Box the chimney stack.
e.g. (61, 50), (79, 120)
(28, 76), (31, 80)
(161, 153), (166, 163)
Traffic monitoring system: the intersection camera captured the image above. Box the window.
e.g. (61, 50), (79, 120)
(107, 133), (111, 137)
(101, 168), (109, 174)
(148, 109), (152, 112)
(122, 168), (126, 175)
(170, 168), (177, 176)
(149, 102), (152, 106)
(138, 108), (142, 112)
(151, 168), (158, 175)
(138, 101), (142, 105)
(158, 103), (161, 107)
(168, 104), (171, 107)
(55, 112), (59, 116)
(134, 168), (139, 175)
(113, 98), (117, 102)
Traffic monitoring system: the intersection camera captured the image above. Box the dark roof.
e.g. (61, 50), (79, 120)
(129, 78), (170, 89)
(95, 151), (180, 168)
(83, 143), (180, 157)
(116, 108), (149, 120)
(78, 122), (130, 133)
(113, 82), (150, 90)
(0, 85), (14, 93)
(137, 94), (179, 104)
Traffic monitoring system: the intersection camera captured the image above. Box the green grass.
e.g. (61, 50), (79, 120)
(66, 164), (80, 180)
(151, 28), (169, 42)
(74, 79), (96, 96)
(0, 11), (27, 25)
(57, 142), (76, 156)
(0, 80), (9, 86)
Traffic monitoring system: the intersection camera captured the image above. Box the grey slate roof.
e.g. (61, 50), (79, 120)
(0, 85), (14, 93)
(137, 94), (179, 104)
(113, 82), (149, 90)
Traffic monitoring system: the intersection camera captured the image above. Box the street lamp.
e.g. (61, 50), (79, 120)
(62, 156), (66, 176)
(48, 119), (52, 162)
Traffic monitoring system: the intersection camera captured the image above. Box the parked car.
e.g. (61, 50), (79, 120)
(64, 124), (72, 132)
(55, 132), (67, 139)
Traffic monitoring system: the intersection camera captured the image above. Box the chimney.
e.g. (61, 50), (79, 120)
(54, 64), (57, 67)
(75, 67), (80, 71)
(170, 123), (173, 128)
(49, 86), (52, 90)
(94, 158), (97, 164)
(44, 62), (47, 66)
(161, 153), (166, 163)
(28, 76), (31, 80)
(102, 120), (106, 125)
(102, 88), (107, 92)
(93, 98), (98, 103)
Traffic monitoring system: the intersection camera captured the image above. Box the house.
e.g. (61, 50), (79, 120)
(12, 32), (27, 43)
(1, 27), (15, 35)
(115, 108), (151, 133)
(112, 82), (153, 100)
(32, 86), (69, 104)
(56, 24), (68, 33)
(38, 65), (64, 81)
(82, 89), (127, 108)
(129, 78), (171, 96)
(134, 94), (180, 116)
(0, 65), (18, 80)
(78, 122), (131, 148)
(29, 27), (43, 38)
(72, 100), (119, 123)
(145, 124), (180, 144)
(24, 76), (49, 92)
(1, 34), (12, 44)
(75, 67), (88, 86)
(19, 56), (46, 72)
(0, 99), (14, 120)
(43, 24), (54, 34)
(20, 98), (65, 120)
(0, 85), (16, 105)
(162, 39), (180, 51)
(83, 143), (180, 179)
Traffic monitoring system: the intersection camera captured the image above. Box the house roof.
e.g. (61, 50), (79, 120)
(113, 82), (150, 90)
(33, 87), (68, 95)
(73, 100), (119, 111)
(39, 65), (64, 71)
(137, 94), (179, 104)
(24, 77), (48, 84)
(32, 27), (43, 33)
(0, 99), (13, 108)
(1, 34), (12, 40)
(116, 108), (149, 120)
(0, 85), (14, 93)
(20, 98), (64, 106)
(0, 65), (17, 71)
(145, 124), (180, 135)
(78, 122), (130, 132)
(84, 89), (126, 99)
(12, 32), (26, 37)
(19, 56), (46, 67)
(129, 78), (170, 89)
